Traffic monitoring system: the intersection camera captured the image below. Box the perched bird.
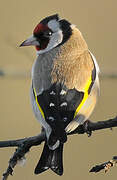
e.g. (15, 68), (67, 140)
(20, 14), (100, 175)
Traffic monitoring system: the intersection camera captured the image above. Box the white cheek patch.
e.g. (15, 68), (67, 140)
(36, 30), (63, 55)
(48, 20), (60, 32)
(47, 30), (63, 49)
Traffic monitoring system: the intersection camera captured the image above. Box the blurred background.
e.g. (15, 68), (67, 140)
(0, 0), (117, 179)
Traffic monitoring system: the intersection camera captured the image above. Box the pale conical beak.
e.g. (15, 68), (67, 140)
(19, 35), (40, 47)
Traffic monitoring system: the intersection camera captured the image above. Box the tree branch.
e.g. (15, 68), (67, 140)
(90, 156), (117, 173)
(0, 116), (117, 180)
(68, 116), (117, 135)
(1, 132), (46, 180)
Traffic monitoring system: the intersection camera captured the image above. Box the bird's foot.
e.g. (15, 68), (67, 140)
(83, 120), (92, 137)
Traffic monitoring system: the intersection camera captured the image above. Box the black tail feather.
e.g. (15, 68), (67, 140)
(34, 142), (63, 176)
(51, 143), (63, 175)
(34, 142), (51, 174)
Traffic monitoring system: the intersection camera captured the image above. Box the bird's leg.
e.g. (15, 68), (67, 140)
(83, 120), (92, 137)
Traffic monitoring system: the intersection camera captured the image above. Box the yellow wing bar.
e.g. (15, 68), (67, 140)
(74, 76), (92, 118)
(33, 88), (45, 119)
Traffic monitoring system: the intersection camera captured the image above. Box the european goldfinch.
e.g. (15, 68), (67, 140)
(20, 14), (100, 175)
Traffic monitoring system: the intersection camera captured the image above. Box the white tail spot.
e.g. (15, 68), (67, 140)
(60, 102), (67, 107)
(50, 103), (55, 107)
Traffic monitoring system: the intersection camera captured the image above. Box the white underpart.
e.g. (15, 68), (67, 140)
(89, 51), (100, 88)
(89, 51), (100, 75)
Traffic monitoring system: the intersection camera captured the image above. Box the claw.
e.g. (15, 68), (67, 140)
(83, 120), (92, 137)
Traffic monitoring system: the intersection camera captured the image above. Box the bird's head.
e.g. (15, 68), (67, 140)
(20, 14), (73, 54)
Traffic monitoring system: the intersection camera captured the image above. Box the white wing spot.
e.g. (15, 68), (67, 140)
(60, 89), (66, 95)
(60, 102), (67, 107)
(48, 116), (55, 121)
(63, 117), (67, 122)
(50, 91), (56, 95)
(50, 103), (55, 107)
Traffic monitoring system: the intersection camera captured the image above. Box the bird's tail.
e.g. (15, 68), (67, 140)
(34, 142), (64, 176)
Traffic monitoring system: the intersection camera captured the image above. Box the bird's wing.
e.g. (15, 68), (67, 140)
(66, 51), (100, 133)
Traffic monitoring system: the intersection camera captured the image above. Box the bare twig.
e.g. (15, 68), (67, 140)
(68, 116), (117, 135)
(0, 116), (117, 179)
(90, 156), (117, 173)
(1, 132), (46, 180)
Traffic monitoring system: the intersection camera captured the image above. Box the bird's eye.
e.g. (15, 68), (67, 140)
(44, 30), (52, 37)
(48, 31), (52, 35)
(34, 29), (53, 39)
